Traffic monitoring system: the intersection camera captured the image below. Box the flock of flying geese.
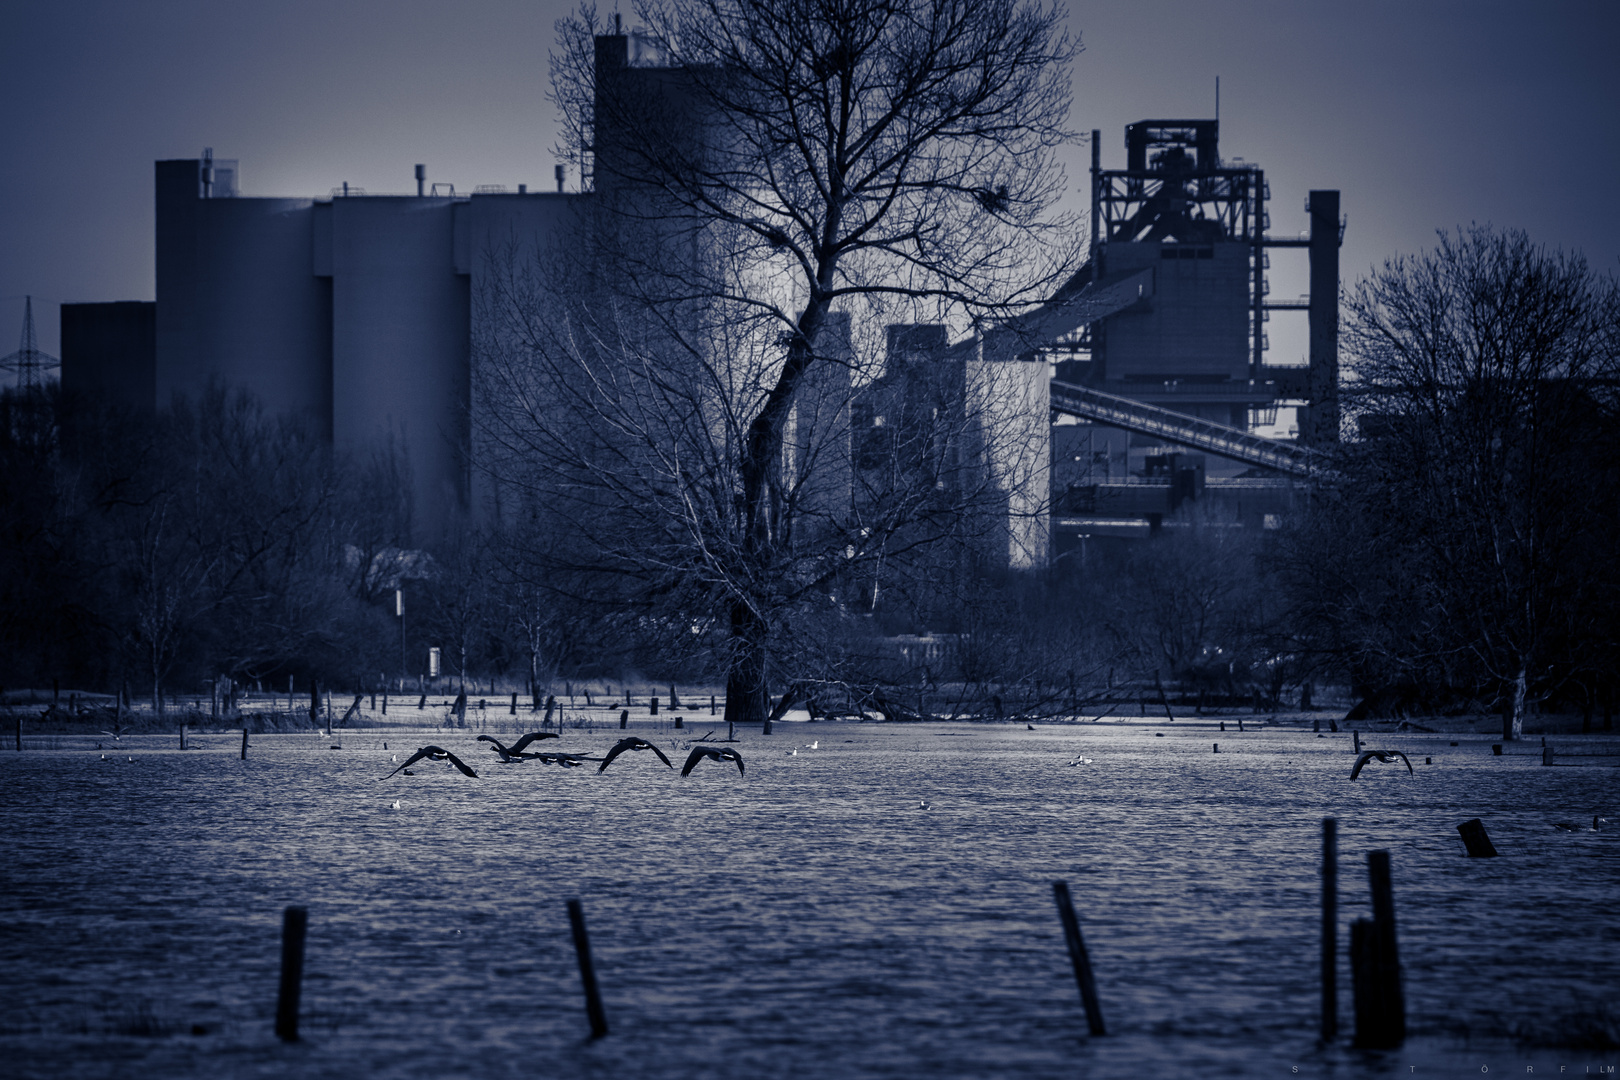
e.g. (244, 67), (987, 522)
(381, 733), (751, 781)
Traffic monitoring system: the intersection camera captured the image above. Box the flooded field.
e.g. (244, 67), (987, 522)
(1, 715), (1615, 1079)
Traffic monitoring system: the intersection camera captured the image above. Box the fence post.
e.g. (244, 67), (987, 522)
(275, 906), (308, 1042)
(1352, 850), (1405, 1048)
(566, 899), (609, 1039)
(1051, 881), (1106, 1036)
(1456, 818), (1498, 858)
(1321, 818), (1337, 1041)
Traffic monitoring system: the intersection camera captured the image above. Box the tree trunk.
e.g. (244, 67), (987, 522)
(1502, 666), (1527, 741)
(721, 601), (768, 726)
(153, 675), (164, 719)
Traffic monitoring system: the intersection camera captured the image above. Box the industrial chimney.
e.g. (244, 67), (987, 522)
(414, 164), (426, 197)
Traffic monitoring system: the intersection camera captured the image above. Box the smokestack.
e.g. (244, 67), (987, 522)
(414, 164), (426, 197)
(555, 165), (566, 193)
(1305, 190), (1341, 446)
(201, 147), (214, 198)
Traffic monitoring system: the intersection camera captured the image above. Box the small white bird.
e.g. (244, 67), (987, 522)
(787, 749), (798, 756)
(805, 741), (819, 750)
(1064, 757), (1093, 766)
(918, 799), (929, 810)
(390, 800), (401, 810)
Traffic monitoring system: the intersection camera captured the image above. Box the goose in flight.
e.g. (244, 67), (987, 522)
(1349, 749), (1413, 780)
(1553, 815), (1607, 832)
(477, 732), (560, 762)
(382, 745), (478, 780)
(598, 737), (673, 772)
(682, 745), (744, 776)
(535, 752), (599, 768)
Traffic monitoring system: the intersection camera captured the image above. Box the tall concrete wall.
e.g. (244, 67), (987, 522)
(155, 160), (331, 431)
(461, 192), (580, 524)
(327, 197), (469, 537)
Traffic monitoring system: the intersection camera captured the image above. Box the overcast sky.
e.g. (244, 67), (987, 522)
(3, 0), (1617, 364)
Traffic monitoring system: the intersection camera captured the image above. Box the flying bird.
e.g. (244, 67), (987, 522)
(1349, 749), (1413, 780)
(682, 745), (744, 776)
(1553, 815), (1607, 832)
(598, 737), (673, 772)
(535, 752), (598, 768)
(382, 745), (478, 780)
(477, 732), (560, 761)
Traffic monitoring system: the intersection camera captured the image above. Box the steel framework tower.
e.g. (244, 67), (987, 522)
(1, 296), (59, 391)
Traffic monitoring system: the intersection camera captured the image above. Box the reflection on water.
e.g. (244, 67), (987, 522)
(1, 721), (1615, 1078)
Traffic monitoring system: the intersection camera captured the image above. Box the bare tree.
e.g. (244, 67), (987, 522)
(1301, 226), (1620, 737)
(481, 0), (1078, 724)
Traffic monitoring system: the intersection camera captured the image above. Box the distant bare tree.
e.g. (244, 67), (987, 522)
(483, 0), (1079, 725)
(1290, 227), (1620, 737)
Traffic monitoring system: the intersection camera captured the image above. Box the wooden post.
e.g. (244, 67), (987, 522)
(1349, 917), (1375, 1047)
(382, 691), (388, 715)
(15, 712), (21, 751)
(1212, 743), (1219, 753)
(619, 709), (628, 729)
(1353, 730), (1361, 754)
(1353, 850), (1405, 1048)
(1321, 818), (1337, 1042)
(566, 899), (609, 1039)
(309, 683), (320, 728)
(649, 696), (658, 716)
(240, 727), (249, 760)
(180, 724), (187, 750)
(509, 692), (517, 715)
(670, 684), (680, 709)
(275, 906), (308, 1042)
(710, 694), (716, 716)
(1154, 672), (1174, 721)
(674, 716), (683, 729)
(544, 696), (556, 729)
(1456, 818), (1498, 858)
(1051, 881), (1106, 1036)
(417, 692), (426, 710)
(1541, 746), (1554, 766)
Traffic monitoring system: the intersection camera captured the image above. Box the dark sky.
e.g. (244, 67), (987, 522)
(4, 0), (1618, 366)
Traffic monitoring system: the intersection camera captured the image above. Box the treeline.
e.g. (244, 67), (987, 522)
(3, 230), (1617, 733)
(0, 387), (560, 704)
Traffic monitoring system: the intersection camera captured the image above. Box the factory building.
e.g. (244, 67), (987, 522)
(986, 119), (1342, 552)
(60, 44), (1337, 562)
(141, 151), (578, 536)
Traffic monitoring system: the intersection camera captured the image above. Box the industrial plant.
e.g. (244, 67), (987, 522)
(54, 31), (1340, 561)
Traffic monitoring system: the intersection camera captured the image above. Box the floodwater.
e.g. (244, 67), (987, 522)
(1, 718), (1615, 1079)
